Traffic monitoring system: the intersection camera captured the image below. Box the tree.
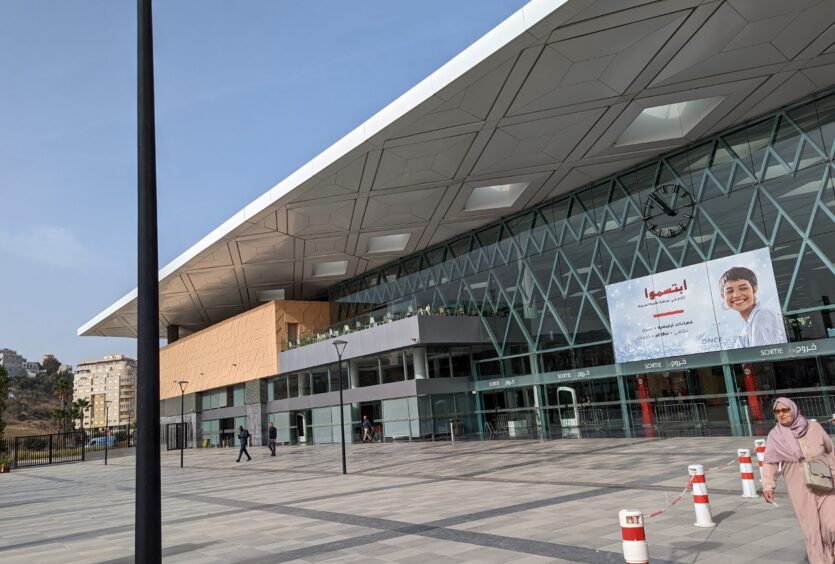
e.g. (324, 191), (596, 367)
(0, 365), (8, 441)
(72, 398), (90, 438)
(42, 356), (61, 376)
(52, 377), (70, 432)
(50, 407), (68, 432)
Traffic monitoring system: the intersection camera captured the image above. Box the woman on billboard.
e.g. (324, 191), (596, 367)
(719, 266), (786, 348)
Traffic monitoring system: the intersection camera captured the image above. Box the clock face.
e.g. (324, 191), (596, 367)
(642, 184), (694, 238)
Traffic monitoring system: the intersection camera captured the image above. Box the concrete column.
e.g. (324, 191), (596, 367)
(349, 360), (359, 389)
(166, 324), (180, 343)
(532, 384), (547, 440)
(722, 364), (743, 436)
(247, 404), (264, 445)
(412, 348), (428, 379)
(617, 375), (633, 438)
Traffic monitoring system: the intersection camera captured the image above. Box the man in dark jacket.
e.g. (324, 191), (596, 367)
(236, 426), (252, 462)
(268, 421), (277, 456)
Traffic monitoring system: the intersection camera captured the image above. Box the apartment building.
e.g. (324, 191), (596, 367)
(73, 355), (137, 428)
(0, 348), (26, 378)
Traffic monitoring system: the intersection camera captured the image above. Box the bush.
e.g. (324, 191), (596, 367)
(23, 437), (48, 451)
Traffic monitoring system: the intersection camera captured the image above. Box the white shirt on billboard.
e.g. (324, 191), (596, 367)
(736, 302), (787, 348)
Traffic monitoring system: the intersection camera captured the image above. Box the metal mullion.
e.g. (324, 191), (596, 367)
(782, 239), (807, 312)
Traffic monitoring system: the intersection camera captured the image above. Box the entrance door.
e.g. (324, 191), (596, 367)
(556, 387), (580, 438)
(296, 413), (306, 443)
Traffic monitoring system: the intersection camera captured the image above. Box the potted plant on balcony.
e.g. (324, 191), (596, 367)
(0, 454), (11, 473)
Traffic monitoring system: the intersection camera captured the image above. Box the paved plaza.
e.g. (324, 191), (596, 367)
(0, 437), (809, 563)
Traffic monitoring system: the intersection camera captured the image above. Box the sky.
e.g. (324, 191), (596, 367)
(0, 0), (530, 368)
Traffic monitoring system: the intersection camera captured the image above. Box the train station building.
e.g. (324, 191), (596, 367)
(80, 0), (835, 448)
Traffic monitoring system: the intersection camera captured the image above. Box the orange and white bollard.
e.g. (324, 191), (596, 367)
(754, 439), (766, 482)
(738, 448), (758, 498)
(688, 464), (716, 527)
(619, 509), (649, 564)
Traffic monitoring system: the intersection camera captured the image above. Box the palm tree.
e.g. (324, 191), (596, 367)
(72, 398), (90, 439)
(50, 407), (68, 433)
(52, 377), (70, 432)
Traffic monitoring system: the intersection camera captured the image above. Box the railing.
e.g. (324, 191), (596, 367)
(484, 410), (539, 439)
(0, 427), (136, 470)
(794, 395), (835, 421)
(165, 422), (191, 451)
(1, 432), (85, 469)
(628, 402), (708, 426)
(654, 402), (708, 425)
(283, 304), (479, 351)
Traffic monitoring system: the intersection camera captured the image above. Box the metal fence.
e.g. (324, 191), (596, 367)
(794, 395), (835, 421)
(165, 422), (189, 451)
(0, 426), (134, 469)
(1, 432), (85, 468)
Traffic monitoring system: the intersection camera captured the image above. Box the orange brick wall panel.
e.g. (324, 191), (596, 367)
(273, 301), (331, 349)
(158, 300), (331, 400)
(159, 302), (279, 399)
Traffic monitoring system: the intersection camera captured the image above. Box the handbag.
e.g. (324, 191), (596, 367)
(804, 459), (834, 492)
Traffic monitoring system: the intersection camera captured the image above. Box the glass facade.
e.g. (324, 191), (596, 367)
(321, 89), (835, 438)
(195, 90), (835, 445)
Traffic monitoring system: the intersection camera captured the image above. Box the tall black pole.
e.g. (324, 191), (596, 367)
(338, 352), (347, 475)
(104, 404), (109, 466)
(180, 390), (184, 468)
(137, 0), (162, 561)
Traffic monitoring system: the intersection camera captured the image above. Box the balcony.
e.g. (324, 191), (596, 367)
(279, 314), (486, 373)
(283, 303), (487, 352)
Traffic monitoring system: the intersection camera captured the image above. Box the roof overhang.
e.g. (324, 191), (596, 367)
(80, 0), (835, 338)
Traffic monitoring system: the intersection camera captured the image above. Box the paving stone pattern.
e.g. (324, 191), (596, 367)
(0, 437), (810, 563)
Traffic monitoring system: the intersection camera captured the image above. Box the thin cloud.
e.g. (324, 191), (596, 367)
(0, 224), (85, 268)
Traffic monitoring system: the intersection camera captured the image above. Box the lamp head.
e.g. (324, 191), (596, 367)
(177, 380), (189, 393)
(332, 339), (348, 357)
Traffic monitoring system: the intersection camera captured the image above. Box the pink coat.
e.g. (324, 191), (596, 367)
(763, 420), (835, 564)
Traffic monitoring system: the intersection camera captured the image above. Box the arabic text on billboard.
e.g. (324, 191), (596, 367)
(605, 248), (787, 364)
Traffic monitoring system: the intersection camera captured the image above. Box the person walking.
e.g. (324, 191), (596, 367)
(268, 421), (277, 456)
(763, 397), (835, 563)
(236, 425), (252, 462)
(361, 415), (373, 443)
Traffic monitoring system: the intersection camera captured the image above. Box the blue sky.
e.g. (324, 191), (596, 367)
(0, 1), (529, 367)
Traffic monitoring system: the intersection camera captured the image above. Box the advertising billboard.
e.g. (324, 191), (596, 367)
(605, 248), (787, 364)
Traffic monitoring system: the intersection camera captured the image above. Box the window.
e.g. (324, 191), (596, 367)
(381, 351), (405, 384)
(299, 372), (311, 396)
(450, 348), (471, 378)
(328, 364), (344, 393)
(267, 377), (276, 401)
(427, 348), (451, 379)
(232, 384), (245, 406)
(200, 388), (228, 410)
(287, 323), (298, 343)
(275, 376), (288, 401)
(312, 370), (329, 394)
(353, 357), (380, 388)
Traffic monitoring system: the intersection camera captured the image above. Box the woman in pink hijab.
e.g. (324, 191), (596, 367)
(763, 397), (835, 563)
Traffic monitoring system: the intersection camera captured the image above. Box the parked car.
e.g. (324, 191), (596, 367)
(87, 436), (115, 447)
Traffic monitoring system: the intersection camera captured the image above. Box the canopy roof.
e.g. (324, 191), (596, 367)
(80, 0), (835, 338)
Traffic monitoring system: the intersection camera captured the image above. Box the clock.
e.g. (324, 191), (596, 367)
(642, 184), (694, 238)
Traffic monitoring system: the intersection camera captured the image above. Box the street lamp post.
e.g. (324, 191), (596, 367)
(177, 380), (188, 468)
(332, 340), (348, 475)
(104, 400), (112, 466)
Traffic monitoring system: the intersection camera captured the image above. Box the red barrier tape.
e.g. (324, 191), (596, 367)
(642, 459), (736, 519)
(704, 459), (737, 474)
(644, 478), (693, 519)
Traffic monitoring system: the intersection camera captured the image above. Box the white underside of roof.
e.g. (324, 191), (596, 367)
(81, 0), (835, 338)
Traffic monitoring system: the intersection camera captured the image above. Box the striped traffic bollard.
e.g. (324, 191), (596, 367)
(618, 509), (649, 564)
(738, 448), (758, 498)
(754, 439), (766, 482)
(688, 464), (716, 527)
